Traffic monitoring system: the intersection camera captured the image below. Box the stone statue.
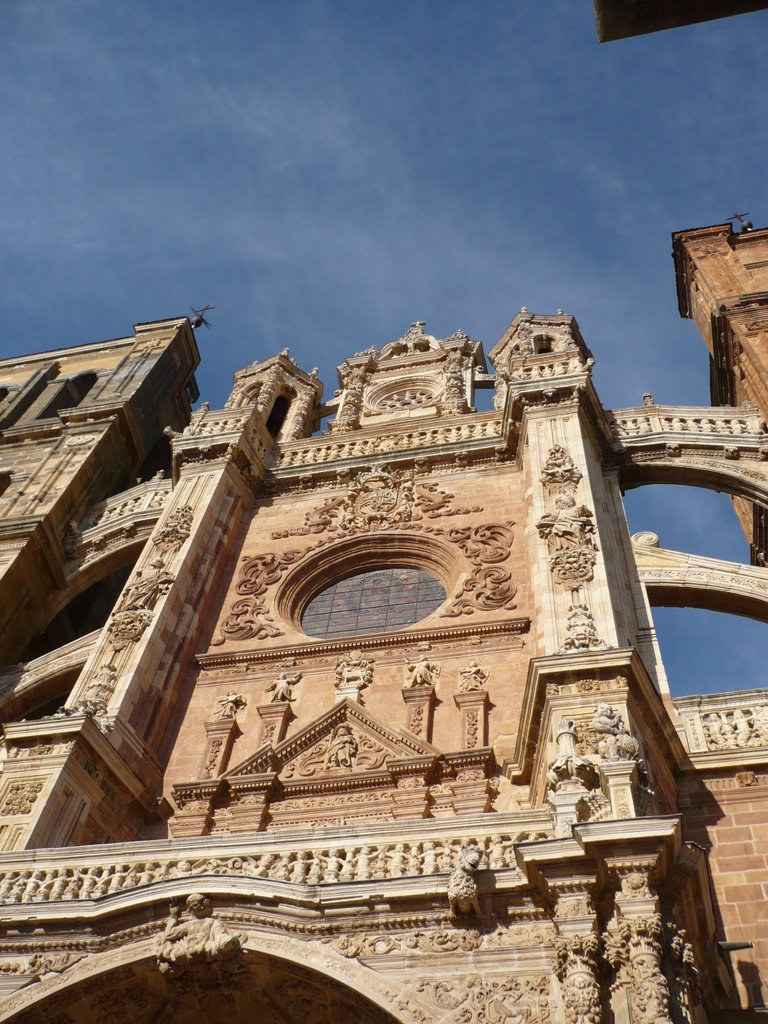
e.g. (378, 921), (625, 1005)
(156, 893), (245, 976)
(457, 661), (489, 692)
(324, 724), (358, 770)
(334, 650), (374, 699)
(214, 691), (247, 720)
(537, 493), (597, 554)
(592, 704), (641, 761)
(264, 671), (302, 703)
(447, 845), (482, 918)
(404, 653), (440, 688)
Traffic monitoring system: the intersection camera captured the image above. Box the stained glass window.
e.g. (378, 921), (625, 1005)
(301, 567), (446, 639)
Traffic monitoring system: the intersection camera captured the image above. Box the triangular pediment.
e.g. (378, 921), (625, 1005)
(224, 699), (439, 781)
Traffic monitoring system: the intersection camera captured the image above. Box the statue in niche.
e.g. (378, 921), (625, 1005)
(458, 661), (489, 692)
(214, 691), (247, 720)
(324, 723), (358, 769)
(404, 653), (440, 688)
(264, 670), (302, 703)
(591, 703), (641, 761)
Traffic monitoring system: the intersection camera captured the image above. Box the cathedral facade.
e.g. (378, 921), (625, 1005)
(0, 222), (766, 1022)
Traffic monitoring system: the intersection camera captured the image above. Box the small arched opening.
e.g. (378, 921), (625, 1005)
(266, 393), (291, 438)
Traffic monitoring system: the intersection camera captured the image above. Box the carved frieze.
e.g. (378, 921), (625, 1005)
(413, 974), (551, 1023)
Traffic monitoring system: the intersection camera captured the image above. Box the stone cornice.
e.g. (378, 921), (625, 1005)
(197, 617), (530, 672)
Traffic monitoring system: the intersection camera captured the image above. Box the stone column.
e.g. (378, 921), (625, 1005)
(550, 882), (603, 1024)
(602, 864), (673, 1024)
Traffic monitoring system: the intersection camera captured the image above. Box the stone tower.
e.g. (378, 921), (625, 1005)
(0, 262), (766, 1020)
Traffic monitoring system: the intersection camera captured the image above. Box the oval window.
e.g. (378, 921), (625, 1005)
(301, 566), (446, 640)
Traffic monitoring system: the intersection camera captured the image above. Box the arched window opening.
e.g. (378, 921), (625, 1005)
(20, 565), (133, 661)
(533, 334), (554, 354)
(136, 435), (172, 482)
(623, 485), (748, 563)
(652, 606), (767, 696)
(13, 685), (76, 723)
(266, 394), (291, 438)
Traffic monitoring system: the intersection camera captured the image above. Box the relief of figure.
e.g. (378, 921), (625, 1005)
(404, 653), (440, 688)
(324, 724), (358, 770)
(457, 661), (489, 692)
(537, 494), (597, 554)
(119, 557), (175, 611)
(264, 670), (302, 703)
(703, 712), (733, 749)
(732, 709), (754, 746)
(213, 691), (247, 720)
(156, 893), (245, 976)
(335, 650), (374, 695)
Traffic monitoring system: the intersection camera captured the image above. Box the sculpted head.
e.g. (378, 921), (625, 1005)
(186, 893), (211, 917)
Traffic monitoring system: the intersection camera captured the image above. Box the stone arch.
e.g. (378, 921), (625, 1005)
(620, 452), (768, 507)
(633, 534), (768, 624)
(0, 629), (96, 720)
(0, 910), (410, 1023)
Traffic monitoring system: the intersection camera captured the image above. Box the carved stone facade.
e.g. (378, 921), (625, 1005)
(0, 252), (767, 1021)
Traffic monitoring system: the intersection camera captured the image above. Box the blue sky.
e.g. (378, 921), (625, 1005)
(2, 0), (768, 694)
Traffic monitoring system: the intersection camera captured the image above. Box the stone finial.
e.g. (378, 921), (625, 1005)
(547, 718), (599, 792)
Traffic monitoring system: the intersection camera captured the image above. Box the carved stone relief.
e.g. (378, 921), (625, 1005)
(413, 974), (550, 1023)
(457, 661), (489, 692)
(537, 446), (607, 652)
(107, 556), (175, 652)
(265, 669), (302, 702)
(335, 649), (374, 701)
(0, 781), (44, 816)
(603, 914), (673, 1024)
(272, 467), (481, 539)
(447, 844), (482, 917)
(152, 504), (194, 558)
(404, 652), (440, 688)
(156, 893), (246, 978)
